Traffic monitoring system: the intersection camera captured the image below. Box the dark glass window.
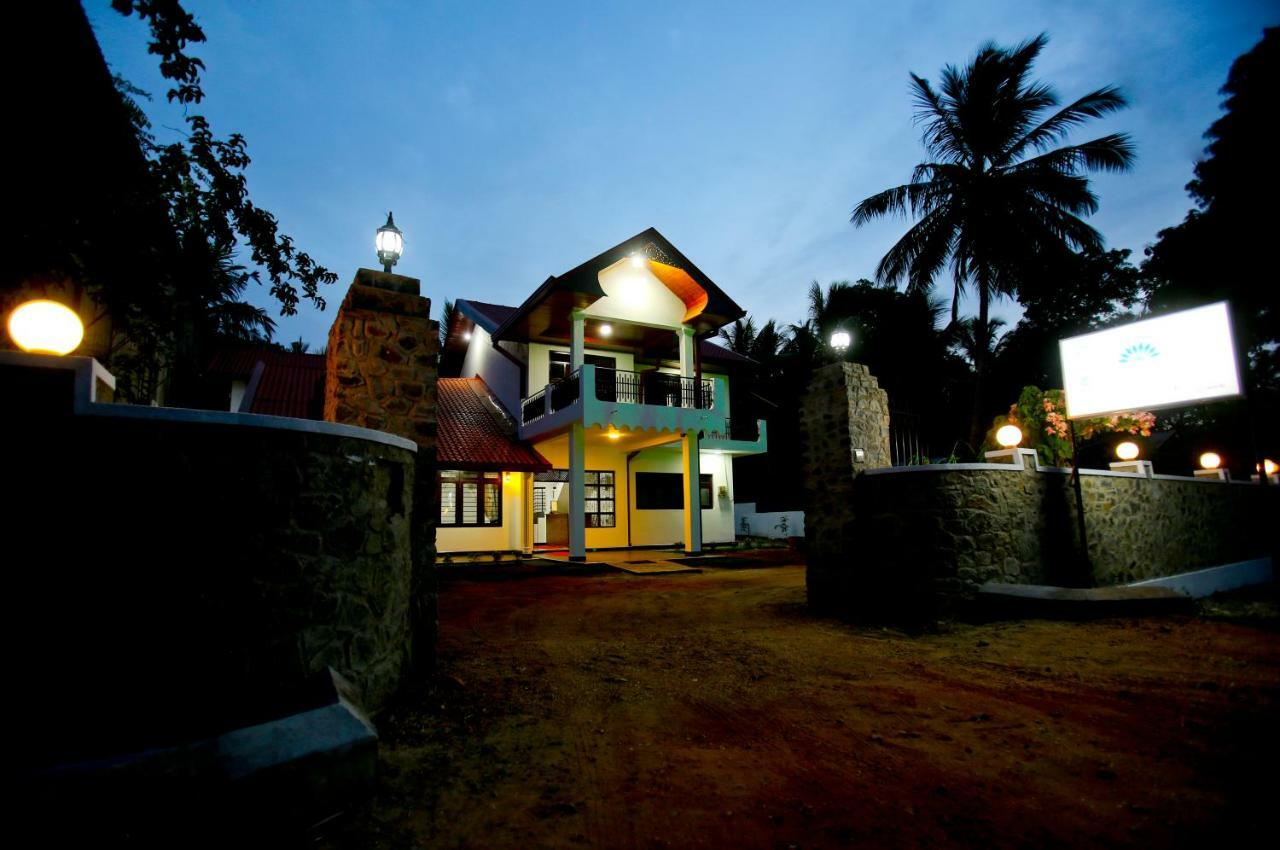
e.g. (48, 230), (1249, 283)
(438, 470), (503, 527)
(636, 472), (713, 510)
(549, 351), (616, 383)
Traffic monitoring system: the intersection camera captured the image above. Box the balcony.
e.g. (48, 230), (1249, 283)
(519, 364), (731, 442)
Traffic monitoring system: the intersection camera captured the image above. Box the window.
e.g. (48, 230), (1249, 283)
(549, 351), (616, 383)
(584, 470), (615, 528)
(439, 470), (502, 526)
(635, 472), (713, 510)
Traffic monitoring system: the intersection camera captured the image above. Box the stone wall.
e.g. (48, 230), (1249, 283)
(4, 388), (418, 768)
(799, 363), (891, 613)
(800, 362), (1277, 621)
(324, 268), (441, 677)
(325, 268), (440, 444)
(854, 459), (1275, 607)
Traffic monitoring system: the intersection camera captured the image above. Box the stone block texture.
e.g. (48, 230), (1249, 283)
(799, 363), (892, 614)
(325, 269), (440, 448)
(324, 269), (440, 680)
(5, 409), (416, 768)
(799, 361), (1276, 621)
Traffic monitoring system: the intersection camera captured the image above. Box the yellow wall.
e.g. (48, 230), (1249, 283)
(436, 471), (529, 553)
(629, 448), (736, 547)
(534, 439), (632, 549)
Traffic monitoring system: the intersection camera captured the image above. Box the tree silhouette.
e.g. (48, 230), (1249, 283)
(851, 34), (1133, 444)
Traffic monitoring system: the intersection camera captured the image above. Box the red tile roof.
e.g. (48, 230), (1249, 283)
(206, 347), (325, 420)
(437, 378), (550, 471)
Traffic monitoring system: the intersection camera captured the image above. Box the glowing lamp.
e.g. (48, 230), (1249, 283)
(1259, 458), (1278, 476)
(1115, 441), (1140, 461)
(995, 424), (1023, 448)
(1198, 452), (1222, 470)
(463, 330), (472, 341)
(599, 323), (613, 338)
(629, 252), (645, 269)
(375, 211), (404, 272)
(830, 329), (852, 353)
(7, 299), (84, 355)
(606, 428), (622, 440)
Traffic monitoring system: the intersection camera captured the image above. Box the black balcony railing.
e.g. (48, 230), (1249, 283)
(595, 368), (713, 409)
(522, 387), (548, 425)
(550, 369), (581, 412)
(704, 417), (760, 443)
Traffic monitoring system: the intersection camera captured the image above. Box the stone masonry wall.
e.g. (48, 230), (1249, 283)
(325, 268), (440, 445)
(324, 268), (440, 678)
(6, 404), (417, 767)
(854, 462), (1276, 609)
(799, 363), (891, 614)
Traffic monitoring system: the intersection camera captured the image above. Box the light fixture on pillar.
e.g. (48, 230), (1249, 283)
(7, 299), (84, 355)
(1115, 441), (1140, 461)
(1199, 451), (1222, 471)
(1195, 450), (1229, 481)
(995, 423), (1023, 448)
(375, 211), (404, 272)
(830, 329), (852, 353)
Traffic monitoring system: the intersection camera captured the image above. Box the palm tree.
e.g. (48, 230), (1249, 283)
(719, 316), (783, 363)
(851, 33), (1134, 443)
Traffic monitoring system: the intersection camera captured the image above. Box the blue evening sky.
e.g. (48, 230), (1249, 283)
(87, 1), (1276, 349)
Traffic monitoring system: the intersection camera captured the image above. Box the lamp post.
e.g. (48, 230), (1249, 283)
(830, 329), (852, 355)
(375, 211), (404, 273)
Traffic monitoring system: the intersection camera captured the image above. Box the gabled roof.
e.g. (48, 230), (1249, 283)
(452, 298), (754, 368)
(206, 347), (325, 419)
(490, 227), (746, 345)
(437, 378), (551, 471)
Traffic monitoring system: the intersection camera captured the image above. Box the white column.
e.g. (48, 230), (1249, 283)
(571, 309), (586, 369)
(569, 420), (586, 560)
(678, 325), (695, 378)
(682, 429), (702, 554)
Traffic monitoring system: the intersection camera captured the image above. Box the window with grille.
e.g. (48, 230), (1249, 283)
(438, 470), (503, 527)
(583, 470), (615, 528)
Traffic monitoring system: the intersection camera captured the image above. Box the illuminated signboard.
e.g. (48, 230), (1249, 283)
(1059, 301), (1242, 419)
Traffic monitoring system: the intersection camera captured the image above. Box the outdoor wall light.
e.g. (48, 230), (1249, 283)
(830, 329), (852, 353)
(995, 423), (1023, 448)
(7, 299), (84, 355)
(1199, 451), (1222, 470)
(599, 323), (613, 338)
(1115, 441), (1140, 461)
(1259, 458), (1278, 476)
(629, 252), (645, 269)
(375, 211), (404, 272)
(606, 428), (622, 440)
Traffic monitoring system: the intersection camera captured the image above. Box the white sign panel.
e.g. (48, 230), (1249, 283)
(1059, 301), (1241, 419)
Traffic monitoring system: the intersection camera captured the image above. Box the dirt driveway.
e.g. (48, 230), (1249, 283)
(321, 564), (1279, 849)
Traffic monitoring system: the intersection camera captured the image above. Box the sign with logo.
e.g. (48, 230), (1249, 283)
(1059, 301), (1242, 419)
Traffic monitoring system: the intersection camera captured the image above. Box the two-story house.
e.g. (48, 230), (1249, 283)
(437, 228), (767, 559)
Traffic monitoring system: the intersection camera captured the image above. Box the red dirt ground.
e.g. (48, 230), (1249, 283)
(320, 564), (1280, 849)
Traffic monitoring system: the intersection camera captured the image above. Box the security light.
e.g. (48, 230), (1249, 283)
(375, 211), (404, 272)
(7, 299), (84, 355)
(995, 424), (1023, 448)
(1115, 441), (1140, 461)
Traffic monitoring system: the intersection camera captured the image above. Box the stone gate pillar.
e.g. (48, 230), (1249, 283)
(799, 362), (890, 613)
(325, 268), (439, 674)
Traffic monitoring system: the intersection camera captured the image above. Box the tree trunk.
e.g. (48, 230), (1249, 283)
(968, 278), (991, 451)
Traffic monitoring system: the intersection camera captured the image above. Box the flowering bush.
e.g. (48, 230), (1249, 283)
(983, 386), (1156, 467)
